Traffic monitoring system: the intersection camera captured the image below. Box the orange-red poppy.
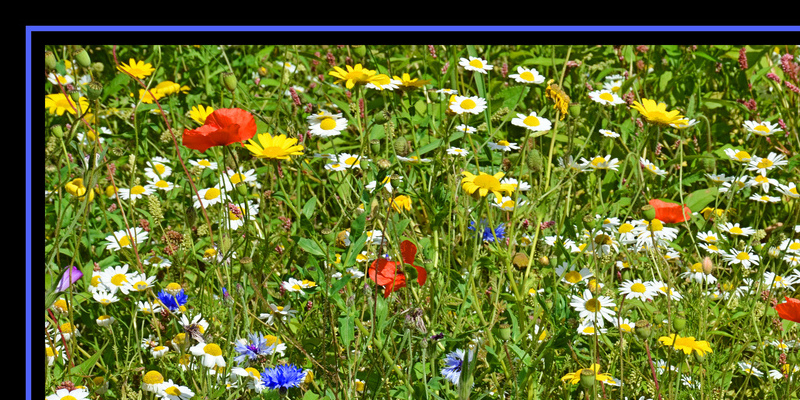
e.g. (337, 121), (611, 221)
(775, 297), (800, 323)
(649, 199), (691, 223)
(368, 240), (427, 298)
(182, 108), (257, 153)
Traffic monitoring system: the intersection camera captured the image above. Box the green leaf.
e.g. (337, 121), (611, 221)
(298, 238), (325, 258)
(71, 343), (106, 377)
(684, 187), (719, 212)
(338, 315), (354, 347)
(659, 71), (673, 92)
(302, 196), (317, 219)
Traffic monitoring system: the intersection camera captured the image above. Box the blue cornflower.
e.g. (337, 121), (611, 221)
(157, 289), (188, 312)
(261, 363), (307, 395)
(441, 349), (467, 386)
(234, 333), (275, 365)
(468, 219), (506, 243)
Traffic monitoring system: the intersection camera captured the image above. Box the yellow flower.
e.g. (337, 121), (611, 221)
(45, 93), (90, 116)
(545, 81), (570, 120)
(65, 178), (95, 201)
(630, 98), (688, 126)
(135, 88), (166, 104)
(153, 81), (190, 96)
(461, 171), (515, 202)
(190, 105), (214, 125)
(560, 364), (612, 385)
(390, 195), (412, 213)
(658, 333), (713, 356)
(393, 73), (431, 91)
(329, 63), (391, 90)
(245, 133), (304, 160)
(117, 58), (155, 79)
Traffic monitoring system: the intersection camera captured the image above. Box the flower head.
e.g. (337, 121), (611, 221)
(45, 93), (90, 116)
(775, 297), (800, 323)
(459, 56), (493, 74)
(368, 240), (427, 298)
(630, 98), (688, 126)
(509, 66), (545, 84)
(658, 333), (713, 356)
(245, 132), (304, 160)
(329, 63), (390, 89)
(117, 58), (155, 79)
(261, 363), (307, 394)
(182, 108), (258, 153)
(441, 348), (474, 386)
(461, 170), (515, 202)
(561, 364), (613, 385)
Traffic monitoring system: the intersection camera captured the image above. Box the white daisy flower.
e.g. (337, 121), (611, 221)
(589, 90), (625, 106)
(449, 95), (488, 115)
(508, 66), (545, 84)
(446, 147), (469, 157)
(459, 56), (493, 74)
(144, 156), (172, 180)
(743, 120), (782, 137)
(487, 140), (520, 152)
(569, 288), (616, 326)
(511, 112), (552, 132)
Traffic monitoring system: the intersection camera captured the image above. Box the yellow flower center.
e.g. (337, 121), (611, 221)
(519, 71), (534, 81)
(498, 140), (510, 146)
(320, 117), (337, 130)
(261, 147), (287, 158)
(789, 242), (800, 251)
(523, 115), (540, 126)
(110, 273), (128, 286)
(155, 180), (169, 188)
(198, 160), (211, 166)
(734, 151), (751, 161)
(649, 219), (664, 232)
(754, 125), (770, 133)
(62, 396), (76, 400)
(611, 85), (620, 92)
(60, 323), (74, 333)
(245, 367), (261, 379)
(618, 223), (634, 233)
(564, 271), (583, 283)
(757, 159), (774, 169)
(755, 175), (768, 184)
(134, 281), (149, 291)
(46, 347), (56, 357)
(131, 185), (146, 195)
(118, 235), (131, 247)
(736, 252), (750, 260)
(599, 92), (615, 102)
(203, 343), (222, 356)
(691, 263), (703, 273)
(54, 299), (69, 311)
(264, 335), (281, 346)
(204, 188), (221, 200)
(344, 156), (359, 166)
(229, 211), (240, 220)
(460, 99), (476, 109)
(154, 164), (166, 175)
(585, 298), (601, 313)
(230, 173), (244, 184)
(468, 59), (484, 68)
(730, 227), (743, 235)
(631, 282), (647, 293)
(164, 386), (182, 396)
(591, 156), (607, 167)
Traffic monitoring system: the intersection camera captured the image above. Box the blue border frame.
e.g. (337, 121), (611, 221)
(28, 25), (800, 400)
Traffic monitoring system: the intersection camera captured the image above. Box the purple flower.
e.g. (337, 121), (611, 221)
(56, 266), (83, 292)
(261, 363), (307, 395)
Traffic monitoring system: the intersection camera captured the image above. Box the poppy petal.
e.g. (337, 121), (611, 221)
(400, 240), (417, 264)
(414, 265), (428, 287)
(775, 297), (800, 323)
(649, 199), (691, 223)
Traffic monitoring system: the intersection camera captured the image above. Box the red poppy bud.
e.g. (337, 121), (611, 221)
(182, 108), (257, 153)
(648, 199), (691, 223)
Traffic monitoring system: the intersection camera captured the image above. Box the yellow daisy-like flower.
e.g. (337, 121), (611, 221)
(560, 364), (612, 385)
(190, 105), (215, 125)
(45, 93), (90, 116)
(153, 81), (190, 96)
(135, 88), (166, 104)
(461, 171), (515, 202)
(65, 178), (95, 201)
(389, 195), (412, 213)
(117, 58), (156, 79)
(658, 333), (713, 356)
(630, 98), (688, 126)
(392, 73), (431, 91)
(329, 63), (391, 90)
(245, 133), (304, 160)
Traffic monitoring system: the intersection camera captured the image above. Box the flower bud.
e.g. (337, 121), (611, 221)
(538, 255), (550, 266)
(568, 103), (581, 118)
(321, 228), (336, 244)
(74, 48), (91, 69)
(693, 351), (706, 364)
(221, 72), (238, 92)
(393, 136), (411, 157)
(526, 148), (543, 172)
(45, 51), (56, 70)
(672, 315), (686, 333)
(236, 183), (248, 197)
(641, 204), (656, 221)
(86, 81), (104, 101)
(91, 62), (104, 74)
(353, 45), (367, 57)
(370, 139), (381, 155)
(69, 89), (81, 103)
(702, 256), (713, 275)
(635, 320), (652, 340)
(374, 110), (390, 125)
(376, 158), (391, 170)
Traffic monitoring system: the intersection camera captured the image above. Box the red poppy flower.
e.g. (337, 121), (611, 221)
(368, 240), (428, 298)
(775, 297), (800, 323)
(649, 199), (691, 223)
(182, 108), (257, 153)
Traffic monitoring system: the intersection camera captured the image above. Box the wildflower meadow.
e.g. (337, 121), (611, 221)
(43, 42), (800, 400)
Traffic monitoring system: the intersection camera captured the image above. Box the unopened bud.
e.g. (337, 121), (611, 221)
(353, 45), (367, 57)
(74, 48), (91, 69)
(321, 228), (335, 244)
(641, 204), (656, 221)
(672, 314), (686, 333)
(236, 183), (248, 197)
(702, 257), (713, 275)
(374, 110), (390, 125)
(538, 255), (550, 266)
(526, 148), (543, 172)
(376, 158), (391, 170)
(393, 136), (411, 157)
(370, 139), (381, 155)
(221, 72), (238, 92)
(45, 51), (56, 70)
(51, 125), (64, 139)
(91, 62), (104, 74)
